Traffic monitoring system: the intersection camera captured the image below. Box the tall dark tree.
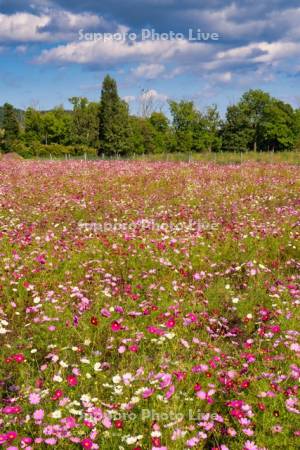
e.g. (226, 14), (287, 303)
(98, 75), (132, 156)
(2, 103), (19, 151)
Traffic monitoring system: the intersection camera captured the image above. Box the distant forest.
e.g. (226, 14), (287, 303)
(1, 75), (300, 157)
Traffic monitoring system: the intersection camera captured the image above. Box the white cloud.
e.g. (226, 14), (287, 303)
(140, 89), (168, 102)
(215, 40), (300, 66)
(0, 11), (107, 42)
(0, 12), (51, 42)
(214, 71), (232, 83)
(123, 95), (136, 103)
(253, 41), (300, 63)
(132, 63), (165, 79)
(15, 45), (28, 54)
(37, 36), (214, 68)
(182, 4), (267, 40)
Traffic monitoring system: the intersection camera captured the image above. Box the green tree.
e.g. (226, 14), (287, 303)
(69, 97), (99, 148)
(168, 100), (198, 153)
(2, 103), (19, 151)
(193, 105), (222, 152)
(24, 107), (43, 144)
(260, 99), (296, 151)
(98, 75), (132, 156)
(149, 112), (170, 153)
(42, 107), (72, 145)
(222, 104), (254, 152)
(293, 109), (300, 150)
(239, 89), (272, 151)
(149, 112), (169, 133)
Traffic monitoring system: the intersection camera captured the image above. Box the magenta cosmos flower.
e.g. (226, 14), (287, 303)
(81, 438), (93, 449)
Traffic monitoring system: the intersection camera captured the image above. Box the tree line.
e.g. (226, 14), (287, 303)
(1, 75), (300, 157)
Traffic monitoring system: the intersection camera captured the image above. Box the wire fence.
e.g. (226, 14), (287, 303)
(40, 151), (300, 165)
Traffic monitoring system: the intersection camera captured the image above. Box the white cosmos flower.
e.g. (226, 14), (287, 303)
(126, 437), (139, 444)
(112, 375), (122, 384)
(59, 360), (68, 368)
(151, 430), (161, 437)
(53, 375), (63, 382)
(69, 408), (82, 415)
(80, 358), (90, 364)
(165, 332), (175, 339)
(94, 362), (101, 371)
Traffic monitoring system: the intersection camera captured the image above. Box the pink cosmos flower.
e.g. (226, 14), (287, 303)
(29, 392), (41, 405)
(21, 437), (33, 444)
(165, 384), (175, 399)
(186, 437), (199, 447)
(67, 374), (78, 387)
(165, 317), (175, 328)
(147, 325), (165, 336)
(36, 254), (46, 264)
(52, 389), (63, 400)
(272, 425), (283, 433)
(81, 438), (93, 449)
(102, 415), (112, 429)
(143, 388), (154, 398)
(3, 406), (22, 414)
(44, 438), (57, 445)
(0, 435), (7, 444)
(152, 447), (168, 450)
(111, 321), (122, 331)
(129, 344), (138, 352)
(61, 416), (77, 429)
(33, 409), (44, 421)
(158, 373), (172, 388)
(12, 353), (25, 363)
(243, 428), (254, 436)
(270, 325), (281, 333)
(243, 441), (258, 450)
(6, 431), (17, 441)
(101, 308), (111, 317)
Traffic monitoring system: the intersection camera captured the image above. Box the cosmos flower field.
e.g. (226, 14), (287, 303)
(0, 159), (299, 450)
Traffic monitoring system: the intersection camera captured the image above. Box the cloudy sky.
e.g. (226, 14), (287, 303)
(0, 0), (299, 114)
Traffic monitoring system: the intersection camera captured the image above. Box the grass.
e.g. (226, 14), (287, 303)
(28, 150), (300, 165)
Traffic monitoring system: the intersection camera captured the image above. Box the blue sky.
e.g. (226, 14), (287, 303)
(0, 0), (299, 115)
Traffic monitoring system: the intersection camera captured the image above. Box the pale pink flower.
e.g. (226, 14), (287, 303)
(29, 392), (41, 405)
(33, 409), (44, 421)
